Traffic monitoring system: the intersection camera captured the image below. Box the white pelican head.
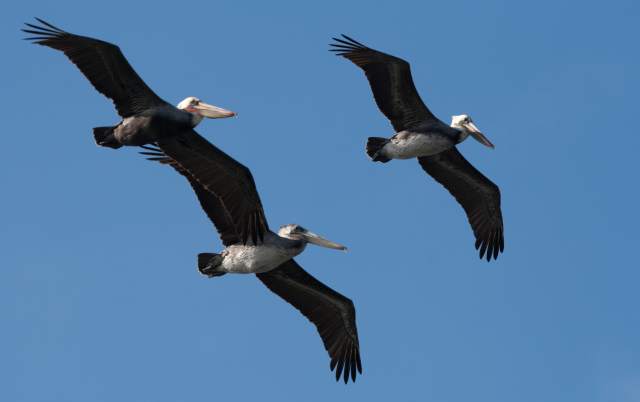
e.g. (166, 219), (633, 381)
(177, 96), (236, 126)
(278, 224), (347, 251)
(451, 114), (494, 148)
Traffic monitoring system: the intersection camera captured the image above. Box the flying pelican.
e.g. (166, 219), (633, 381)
(139, 131), (362, 383)
(22, 18), (235, 149)
(330, 35), (504, 261)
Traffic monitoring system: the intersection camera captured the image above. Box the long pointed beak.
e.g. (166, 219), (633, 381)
(301, 230), (347, 251)
(193, 102), (236, 118)
(463, 122), (494, 148)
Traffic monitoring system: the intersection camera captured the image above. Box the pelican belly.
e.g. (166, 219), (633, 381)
(383, 131), (454, 159)
(220, 243), (299, 274)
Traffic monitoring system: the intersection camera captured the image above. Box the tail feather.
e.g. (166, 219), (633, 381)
(366, 137), (391, 163)
(198, 253), (225, 277)
(93, 126), (122, 149)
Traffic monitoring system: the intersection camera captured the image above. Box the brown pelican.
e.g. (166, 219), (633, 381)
(330, 35), (504, 261)
(22, 18), (235, 149)
(139, 131), (362, 383)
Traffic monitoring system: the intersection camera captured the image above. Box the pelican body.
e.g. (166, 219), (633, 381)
(23, 19), (235, 149)
(331, 35), (504, 261)
(371, 121), (461, 160)
(94, 97), (234, 149)
(368, 114), (492, 162)
(200, 225), (346, 276)
(208, 232), (303, 274)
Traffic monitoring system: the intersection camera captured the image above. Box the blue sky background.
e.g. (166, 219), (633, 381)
(2, 0), (639, 401)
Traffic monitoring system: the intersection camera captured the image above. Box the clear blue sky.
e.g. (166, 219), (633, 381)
(2, 0), (639, 401)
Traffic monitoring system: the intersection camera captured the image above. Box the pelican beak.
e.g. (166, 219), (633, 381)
(193, 101), (236, 118)
(301, 229), (348, 251)
(463, 122), (494, 148)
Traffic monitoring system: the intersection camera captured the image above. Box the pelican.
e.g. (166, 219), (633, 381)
(139, 131), (362, 383)
(22, 18), (235, 149)
(331, 35), (504, 261)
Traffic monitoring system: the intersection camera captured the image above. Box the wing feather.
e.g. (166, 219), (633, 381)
(256, 260), (362, 383)
(156, 131), (268, 245)
(331, 34), (437, 131)
(418, 148), (504, 261)
(23, 18), (167, 117)
(140, 145), (240, 247)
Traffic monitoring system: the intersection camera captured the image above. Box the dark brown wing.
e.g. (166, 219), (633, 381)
(418, 148), (504, 261)
(140, 145), (240, 247)
(156, 130), (268, 245)
(23, 18), (168, 117)
(330, 35), (437, 131)
(256, 259), (362, 383)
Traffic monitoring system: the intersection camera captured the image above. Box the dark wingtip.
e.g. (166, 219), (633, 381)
(329, 347), (361, 384)
(334, 352), (345, 382)
(343, 348), (351, 383)
(476, 232), (504, 262)
(350, 348), (357, 382)
(329, 34), (369, 56)
(340, 34), (367, 48)
(329, 36), (346, 54)
(22, 18), (66, 43)
(33, 17), (65, 33)
(479, 240), (488, 260)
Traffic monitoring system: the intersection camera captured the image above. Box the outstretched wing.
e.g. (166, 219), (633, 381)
(156, 130), (268, 245)
(256, 259), (362, 383)
(23, 18), (168, 117)
(140, 145), (240, 247)
(330, 34), (437, 131)
(418, 148), (504, 261)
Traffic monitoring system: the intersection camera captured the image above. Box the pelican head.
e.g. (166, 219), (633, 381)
(451, 114), (494, 148)
(177, 96), (236, 126)
(278, 224), (347, 251)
